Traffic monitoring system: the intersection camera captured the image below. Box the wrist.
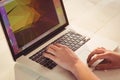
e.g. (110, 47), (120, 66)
(69, 60), (100, 80)
(69, 60), (83, 74)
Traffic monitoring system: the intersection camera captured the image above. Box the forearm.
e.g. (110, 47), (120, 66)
(71, 60), (100, 80)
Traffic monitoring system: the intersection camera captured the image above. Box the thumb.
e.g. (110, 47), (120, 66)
(95, 63), (112, 70)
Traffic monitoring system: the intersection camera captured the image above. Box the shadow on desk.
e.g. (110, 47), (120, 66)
(14, 63), (49, 80)
(14, 47), (120, 80)
(14, 62), (120, 80)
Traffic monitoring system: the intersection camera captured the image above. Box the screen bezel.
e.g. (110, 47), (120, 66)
(0, 0), (69, 61)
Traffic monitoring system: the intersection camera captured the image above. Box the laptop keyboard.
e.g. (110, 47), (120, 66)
(29, 31), (90, 69)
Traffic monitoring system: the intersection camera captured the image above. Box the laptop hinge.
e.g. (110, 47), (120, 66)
(23, 27), (66, 56)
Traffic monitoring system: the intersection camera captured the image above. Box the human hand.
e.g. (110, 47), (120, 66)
(43, 43), (80, 71)
(87, 48), (120, 70)
(43, 44), (100, 80)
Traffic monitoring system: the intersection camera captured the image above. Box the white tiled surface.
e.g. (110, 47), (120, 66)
(64, 0), (120, 44)
(0, 0), (120, 80)
(96, 13), (120, 44)
(67, 0), (120, 34)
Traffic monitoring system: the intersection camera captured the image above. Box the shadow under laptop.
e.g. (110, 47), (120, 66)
(14, 63), (49, 80)
(13, 47), (120, 80)
(14, 63), (77, 80)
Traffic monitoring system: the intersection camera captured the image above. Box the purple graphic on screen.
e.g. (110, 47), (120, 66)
(0, 6), (19, 54)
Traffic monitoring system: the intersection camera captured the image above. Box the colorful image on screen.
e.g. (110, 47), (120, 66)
(0, 0), (67, 55)
(5, 0), (59, 48)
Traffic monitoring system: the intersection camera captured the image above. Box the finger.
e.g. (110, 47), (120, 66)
(95, 63), (112, 70)
(46, 48), (56, 55)
(87, 48), (106, 62)
(88, 54), (108, 67)
(87, 48), (106, 63)
(47, 44), (59, 51)
(55, 43), (72, 51)
(43, 53), (56, 61)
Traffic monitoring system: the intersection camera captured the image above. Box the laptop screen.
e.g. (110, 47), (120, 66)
(0, 0), (68, 60)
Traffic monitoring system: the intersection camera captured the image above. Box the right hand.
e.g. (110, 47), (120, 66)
(87, 48), (120, 70)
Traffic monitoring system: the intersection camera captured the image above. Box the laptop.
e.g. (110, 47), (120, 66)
(0, 0), (118, 80)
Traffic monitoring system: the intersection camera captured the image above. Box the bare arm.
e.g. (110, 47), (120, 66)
(43, 44), (100, 80)
(69, 60), (100, 80)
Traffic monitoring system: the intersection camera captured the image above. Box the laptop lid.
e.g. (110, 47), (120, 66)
(0, 0), (68, 61)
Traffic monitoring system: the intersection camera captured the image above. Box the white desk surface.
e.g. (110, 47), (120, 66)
(0, 0), (120, 80)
